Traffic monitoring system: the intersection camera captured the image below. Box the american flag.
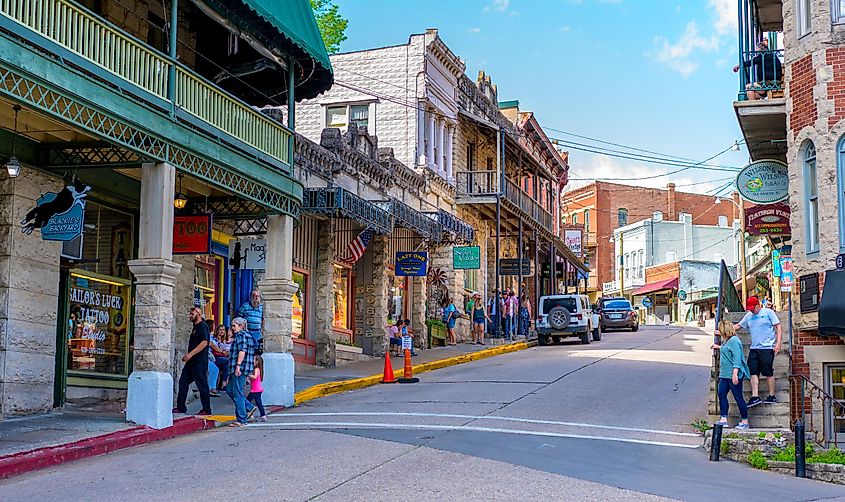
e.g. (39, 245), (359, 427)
(338, 228), (373, 265)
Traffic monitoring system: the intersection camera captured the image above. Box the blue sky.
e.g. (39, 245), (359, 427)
(333, 0), (746, 194)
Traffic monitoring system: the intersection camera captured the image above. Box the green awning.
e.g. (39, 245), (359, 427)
(206, 0), (333, 100)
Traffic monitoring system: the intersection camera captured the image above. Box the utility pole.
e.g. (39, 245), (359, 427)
(619, 232), (625, 300)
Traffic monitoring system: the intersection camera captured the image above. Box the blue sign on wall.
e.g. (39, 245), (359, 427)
(395, 251), (428, 276)
(21, 177), (89, 241)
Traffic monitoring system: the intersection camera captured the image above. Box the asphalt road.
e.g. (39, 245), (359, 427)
(2, 325), (844, 501)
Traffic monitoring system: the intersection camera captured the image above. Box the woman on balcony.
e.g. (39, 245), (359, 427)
(733, 39), (783, 101)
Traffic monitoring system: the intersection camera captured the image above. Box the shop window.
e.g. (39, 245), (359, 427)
(825, 365), (845, 444)
(332, 265), (351, 330)
(194, 255), (222, 326)
(803, 141), (819, 254)
(797, 0), (812, 36)
(618, 208), (628, 227)
(464, 269), (478, 293)
(837, 135), (845, 251)
(292, 271), (307, 339)
(388, 276), (407, 322)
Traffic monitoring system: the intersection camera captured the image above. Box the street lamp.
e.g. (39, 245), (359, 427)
(717, 194), (747, 304)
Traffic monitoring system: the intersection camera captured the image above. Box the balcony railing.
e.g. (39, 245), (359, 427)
(456, 169), (498, 196)
(737, 48), (784, 101)
(504, 178), (552, 230)
(455, 169), (553, 231)
(1, 0), (291, 167)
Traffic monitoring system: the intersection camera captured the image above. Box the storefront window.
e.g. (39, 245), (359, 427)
(333, 265), (350, 330)
(66, 270), (131, 376)
(388, 276), (406, 321)
(194, 256), (222, 326)
(292, 271), (307, 339)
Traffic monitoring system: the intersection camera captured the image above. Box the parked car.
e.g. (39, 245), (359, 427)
(598, 297), (639, 332)
(535, 294), (600, 345)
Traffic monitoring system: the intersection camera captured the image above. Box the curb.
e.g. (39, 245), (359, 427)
(0, 416), (214, 480)
(294, 340), (534, 405)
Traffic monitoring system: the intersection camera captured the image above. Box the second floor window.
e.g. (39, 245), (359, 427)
(571, 213), (578, 225)
(834, 0), (845, 24)
(325, 103), (371, 131)
(617, 208), (628, 227)
(584, 209), (590, 230)
(797, 0), (812, 37)
(804, 141), (819, 254)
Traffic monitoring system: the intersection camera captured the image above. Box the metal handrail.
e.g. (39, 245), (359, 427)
(1, 0), (291, 167)
(738, 48), (784, 99)
(455, 169), (498, 196)
(790, 373), (845, 448)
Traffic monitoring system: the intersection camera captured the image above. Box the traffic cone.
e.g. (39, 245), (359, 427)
(381, 351), (396, 384)
(398, 348), (419, 383)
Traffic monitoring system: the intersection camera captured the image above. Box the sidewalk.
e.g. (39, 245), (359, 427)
(0, 338), (529, 478)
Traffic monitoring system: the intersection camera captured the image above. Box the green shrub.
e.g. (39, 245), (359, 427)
(771, 443), (817, 463)
(724, 432), (741, 439)
(690, 419), (712, 433)
(747, 450), (769, 470)
(721, 442), (730, 455)
(809, 448), (845, 465)
(757, 431), (766, 439)
(773, 432), (783, 439)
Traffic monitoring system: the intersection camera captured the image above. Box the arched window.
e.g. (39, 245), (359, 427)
(617, 208), (628, 227)
(718, 215), (728, 227)
(803, 141), (819, 254)
(838, 136), (845, 251)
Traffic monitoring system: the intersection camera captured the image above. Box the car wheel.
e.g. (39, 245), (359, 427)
(552, 336), (561, 345)
(547, 306), (571, 330)
(632, 324), (639, 332)
(580, 330), (590, 344)
(592, 325), (602, 342)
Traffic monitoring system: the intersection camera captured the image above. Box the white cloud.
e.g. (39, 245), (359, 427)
(468, 27), (482, 33)
(709, 0), (737, 34)
(483, 0), (510, 12)
(650, 22), (719, 77)
(565, 154), (724, 195)
(559, 25), (572, 32)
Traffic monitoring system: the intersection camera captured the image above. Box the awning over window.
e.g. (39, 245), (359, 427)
(301, 187), (391, 234)
(819, 269), (845, 338)
(209, 0), (333, 100)
(632, 278), (679, 296)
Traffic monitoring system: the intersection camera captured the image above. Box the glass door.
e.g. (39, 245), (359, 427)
(826, 365), (845, 446)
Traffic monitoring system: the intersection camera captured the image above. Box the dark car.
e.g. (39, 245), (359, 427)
(599, 297), (638, 332)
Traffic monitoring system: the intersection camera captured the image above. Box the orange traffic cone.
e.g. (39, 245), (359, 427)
(381, 351), (396, 384)
(398, 348), (419, 383)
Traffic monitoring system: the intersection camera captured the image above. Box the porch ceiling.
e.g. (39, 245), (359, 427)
(755, 0), (783, 32)
(734, 99), (787, 162)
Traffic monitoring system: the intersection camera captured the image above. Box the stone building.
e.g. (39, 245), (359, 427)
(0, 0), (332, 425)
(295, 29), (588, 348)
(732, 0), (845, 442)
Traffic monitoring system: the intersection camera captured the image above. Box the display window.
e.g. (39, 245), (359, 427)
(388, 275), (407, 321)
(66, 270), (131, 378)
(332, 264), (351, 331)
(292, 270), (307, 339)
(194, 256), (223, 326)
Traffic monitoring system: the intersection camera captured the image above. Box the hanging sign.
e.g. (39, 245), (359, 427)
(396, 252), (428, 276)
(781, 256), (794, 293)
(745, 202), (791, 236)
(564, 229), (583, 256)
(501, 258), (531, 276)
(677, 290), (688, 301)
(735, 160), (789, 203)
(173, 214), (212, 254)
(453, 246), (481, 270)
(21, 177), (90, 241)
(228, 238), (266, 270)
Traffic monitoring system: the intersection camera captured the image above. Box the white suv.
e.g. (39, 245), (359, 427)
(535, 294), (600, 345)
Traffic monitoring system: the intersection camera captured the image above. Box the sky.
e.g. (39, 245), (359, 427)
(332, 0), (747, 195)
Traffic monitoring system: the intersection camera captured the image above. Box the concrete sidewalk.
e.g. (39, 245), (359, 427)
(0, 338), (528, 476)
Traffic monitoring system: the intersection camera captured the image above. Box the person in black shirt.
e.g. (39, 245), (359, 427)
(733, 39), (783, 101)
(173, 306), (212, 415)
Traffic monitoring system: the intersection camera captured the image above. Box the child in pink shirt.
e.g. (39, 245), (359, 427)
(246, 355), (266, 422)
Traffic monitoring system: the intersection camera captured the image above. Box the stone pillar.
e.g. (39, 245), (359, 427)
(411, 275), (428, 349)
(436, 119), (445, 175)
(370, 234), (390, 356)
(0, 170), (62, 417)
(445, 125), (455, 182)
(314, 219), (336, 366)
(126, 162), (181, 429)
(426, 111), (436, 170)
(259, 214), (297, 407)
(417, 106), (426, 165)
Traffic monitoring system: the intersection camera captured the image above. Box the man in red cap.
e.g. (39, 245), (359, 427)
(734, 296), (782, 407)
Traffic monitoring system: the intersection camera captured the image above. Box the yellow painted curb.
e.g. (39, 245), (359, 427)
(293, 341), (531, 406)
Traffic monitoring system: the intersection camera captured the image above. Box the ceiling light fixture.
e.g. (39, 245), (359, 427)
(174, 174), (188, 209)
(5, 105), (22, 177)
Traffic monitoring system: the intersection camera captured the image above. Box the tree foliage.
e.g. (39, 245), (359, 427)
(310, 0), (348, 54)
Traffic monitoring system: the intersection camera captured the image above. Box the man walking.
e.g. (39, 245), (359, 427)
(173, 306), (212, 416)
(227, 317), (256, 426)
(734, 296), (782, 407)
(487, 290), (503, 338)
(238, 289), (263, 353)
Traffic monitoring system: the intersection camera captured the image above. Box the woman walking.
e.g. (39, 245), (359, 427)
(471, 293), (490, 345)
(518, 295), (532, 339)
(712, 319), (751, 429)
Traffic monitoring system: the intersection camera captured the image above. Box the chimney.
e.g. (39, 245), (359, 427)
(666, 183), (676, 221)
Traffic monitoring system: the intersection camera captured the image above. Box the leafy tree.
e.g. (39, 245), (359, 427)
(310, 0), (348, 54)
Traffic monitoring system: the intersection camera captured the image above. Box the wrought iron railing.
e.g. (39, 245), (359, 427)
(301, 187), (392, 235)
(790, 374), (845, 448)
(716, 259), (743, 323)
(424, 209), (474, 244)
(737, 48), (784, 100)
(374, 199), (441, 241)
(503, 178), (552, 230)
(456, 169), (498, 196)
(0, 0), (291, 167)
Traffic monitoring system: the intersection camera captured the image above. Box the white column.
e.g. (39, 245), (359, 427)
(126, 162), (182, 430)
(259, 214), (298, 406)
(426, 111), (436, 169)
(436, 118), (445, 175)
(417, 106), (426, 166)
(445, 124), (455, 182)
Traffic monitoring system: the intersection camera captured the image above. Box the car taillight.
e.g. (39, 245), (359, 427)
(575, 313), (582, 320)
(629, 311), (637, 317)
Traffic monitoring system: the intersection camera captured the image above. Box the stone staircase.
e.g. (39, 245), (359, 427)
(708, 311), (791, 429)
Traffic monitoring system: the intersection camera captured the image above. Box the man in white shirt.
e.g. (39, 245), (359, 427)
(734, 296), (782, 407)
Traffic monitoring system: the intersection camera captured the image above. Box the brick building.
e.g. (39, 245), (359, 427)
(733, 0), (845, 442)
(561, 181), (741, 301)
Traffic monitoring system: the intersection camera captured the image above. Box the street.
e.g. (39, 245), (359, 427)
(2, 326), (842, 502)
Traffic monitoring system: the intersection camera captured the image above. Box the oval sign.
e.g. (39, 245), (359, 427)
(735, 159), (789, 203)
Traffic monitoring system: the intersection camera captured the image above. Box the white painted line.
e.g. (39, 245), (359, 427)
(245, 421), (701, 449)
(266, 412), (700, 437)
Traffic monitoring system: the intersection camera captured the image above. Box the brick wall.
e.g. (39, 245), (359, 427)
(827, 47), (845, 128)
(789, 54), (817, 133)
